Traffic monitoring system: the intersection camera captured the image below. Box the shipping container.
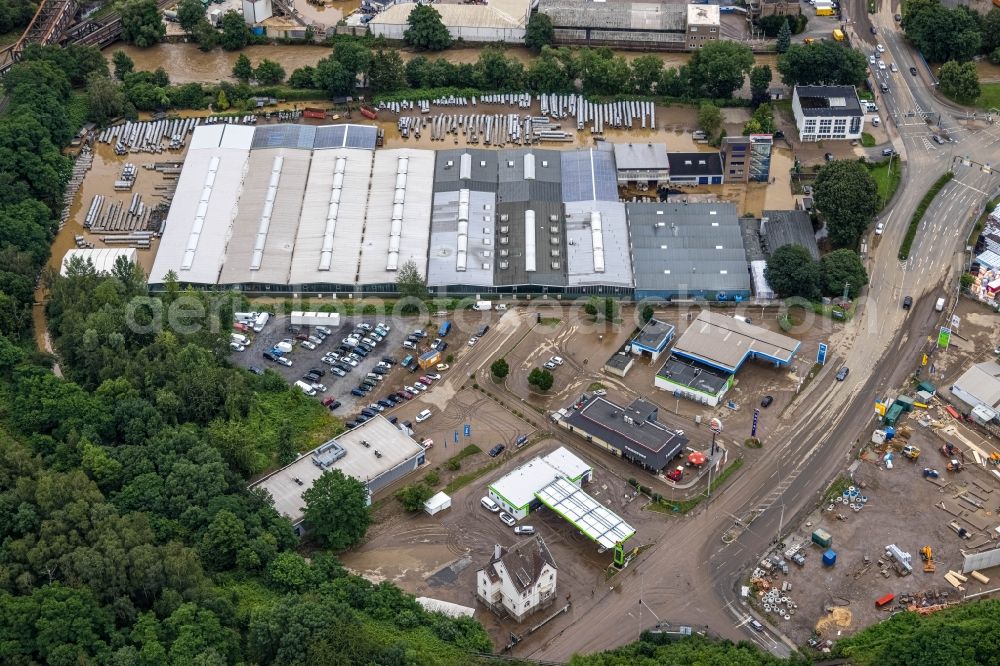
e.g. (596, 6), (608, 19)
(812, 528), (832, 548)
(875, 593), (895, 608)
(419, 349), (442, 369)
(822, 549), (837, 566)
(303, 108), (326, 119)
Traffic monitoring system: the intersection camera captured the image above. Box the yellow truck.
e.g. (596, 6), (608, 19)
(832, 29), (845, 41)
(816, 7), (835, 16)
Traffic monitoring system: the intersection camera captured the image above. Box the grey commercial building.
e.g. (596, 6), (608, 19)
(655, 354), (733, 407)
(761, 210), (820, 260)
(250, 416), (426, 534)
(613, 143), (670, 186)
(628, 202), (751, 301)
(629, 318), (676, 361)
(539, 0), (688, 49)
(792, 85), (865, 142)
(559, 395), (688, 472)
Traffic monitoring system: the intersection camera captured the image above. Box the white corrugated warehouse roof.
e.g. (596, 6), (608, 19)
(288, 148), (371, 286)
(61, 248), (138, 276)
(358, 149), (434, 284)
(220, 148), (310, 285)
(149, 129), (252, 285)
(564, 200), (632, 288)
(372, 0), (529, 29)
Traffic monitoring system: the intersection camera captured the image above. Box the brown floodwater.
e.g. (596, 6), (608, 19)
(109, 42), (782, 86)
(292, 0), (360, 27)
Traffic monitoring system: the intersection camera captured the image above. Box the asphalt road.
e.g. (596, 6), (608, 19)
(528, 7), (1000, 661)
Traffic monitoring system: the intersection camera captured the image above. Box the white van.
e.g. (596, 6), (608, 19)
(935, 297), (945, 312)
(402, 340), (417, 350)
(253, 312), (270, 332)
(416, 409), (433, 423)
(480, 497), (500, 512)
(495, 304), (507, 311)
(231, 333), (249, 345)
(294, 380), (317, 396)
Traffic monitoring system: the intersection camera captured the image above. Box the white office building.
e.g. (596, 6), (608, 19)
(791, 85), (865, 142)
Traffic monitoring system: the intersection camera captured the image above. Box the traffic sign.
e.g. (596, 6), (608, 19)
(938, 327), (951, 349)
(709, 417), (723, 434)
(751, 409), (760, 438)
(817, 343), (828, 366)
(454, 431), (459, 443)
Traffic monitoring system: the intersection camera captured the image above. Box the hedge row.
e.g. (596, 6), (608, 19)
(898, 171), (955, 260)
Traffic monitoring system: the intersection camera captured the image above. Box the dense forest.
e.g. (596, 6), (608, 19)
(1, 40), (998, 666)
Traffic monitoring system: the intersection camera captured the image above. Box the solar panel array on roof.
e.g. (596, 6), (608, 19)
(343, 124), (378, 149)
(561, 147), (618, 202)
(249, 124), (378, 151)
(534, 477), (635, 549)
(251, 124), (317, 150)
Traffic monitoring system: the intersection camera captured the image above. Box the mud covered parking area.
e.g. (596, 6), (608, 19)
(749, 416), (1000, 648)
(229, 314), (412, 413)
(341, 436), (665, 645)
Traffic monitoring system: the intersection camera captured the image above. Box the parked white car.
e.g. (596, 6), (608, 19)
(416, 409), (433, 423)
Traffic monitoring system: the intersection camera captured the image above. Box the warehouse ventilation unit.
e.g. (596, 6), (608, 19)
(386, 155), (408, 271)
(250, 155), (284, 271)
(181, 156), (220, 270)
(318, 156), (347, 271)
(460, 153), (472, 179)
(525, 210), (537, 272)
(590, 211), (605, 273)
(456, 189), (470, 272)
(524, 153), (536, 180)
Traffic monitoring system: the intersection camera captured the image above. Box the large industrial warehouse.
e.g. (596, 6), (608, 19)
(148, 124), (773, 300)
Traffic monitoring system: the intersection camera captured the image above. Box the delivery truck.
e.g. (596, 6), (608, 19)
(473, 300), (492, 311)
(935, 297), (945, 312)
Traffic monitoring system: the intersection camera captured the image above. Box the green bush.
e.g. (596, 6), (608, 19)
(425, 470), (440, 486)
(899, 172), (955, 260)
(445, 458), (461, 471)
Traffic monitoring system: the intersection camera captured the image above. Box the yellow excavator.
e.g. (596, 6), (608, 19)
(920, 546), (936, 573)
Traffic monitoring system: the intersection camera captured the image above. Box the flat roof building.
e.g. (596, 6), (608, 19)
(761, 209), (820, 260)
(250, 416), (426, 533)
(613, 143), (669, 185)
(686, 4), (720, 49)
(630, 318), (676, 362)
(792, 85), (864, 142)
(667, 151), (724, 185)
(671, 311), (800, 373)
(564, 200), (634, 294)
(655, 354), (733, 407)
(559, 395), (688, 472)
(721, 135), (773, 184)
(540, 0), (688, 49)
(950, 361), (1000, 413)
(627, 202), (751, 301)
(488, 446), (592, 519)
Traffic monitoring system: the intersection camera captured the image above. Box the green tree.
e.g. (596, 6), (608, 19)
(404, 4), (453, 51)
(289, 65), (317, 88)
(603, 296), (619, 322)
(903, 0), (982, 63)
(528, 367), (554, 391)
(233, 53), (253, 82)
(313, 57), (355, 97)
(683, 41), (753, 98)
(577, 48), (630, 96)
(524, 13), (554, 53)
(641, 304), (654, 323)
(749, 65), (772, 106)
(191, 18), (218, 50)
(744, 103), (776, 135)
(199, 509), (246, 570)
(254, 59), (286, 85)
(984, 8), (1000, 53)
(395, 483), (434, 511)
(177, 0), (206, 32)
(777, 41), (868, 87)
(395, 259), (428, 315)
(776, 19), (791, 53)
(216, 89), (230, 110)
(112, 50), (134, 81)
(491, 357), (509, 379)
(819, 248), (868, 298)
(527, 50), (572, 92)
(368, 49), (406, 93)
(630, 55), (664, 93)
(814, 160), (879, 248)
(764, 244), (821, 299)
(220, 10), (250, 51)
(698, 102), (723, 139)
(302, 469), (370, 550)
(938, 60), (980, 104)
(120, 0), (166, 48)
(475, 47), (525, 90)
(86, 74), (132, 125)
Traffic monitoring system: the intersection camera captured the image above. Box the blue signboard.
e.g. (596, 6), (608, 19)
(464, 424), (471, 437)
(751, 408), (760, 438)
(454, 431), (459, 443)
(817, 343), (828, 366)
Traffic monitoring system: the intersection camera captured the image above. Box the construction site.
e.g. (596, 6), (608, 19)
(744, 392), (1000, 650)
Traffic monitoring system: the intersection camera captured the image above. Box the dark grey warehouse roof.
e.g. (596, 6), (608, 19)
(667, 152), (724, 177)
(497, 149), (562, 204)
(628, 202), (751, 295)
(793, 85), (863, 118)
(761, 210), (820, 260)
(494, 200), (568, 288)
(434, 149), (499, 193)
(657, 355), (731, 394)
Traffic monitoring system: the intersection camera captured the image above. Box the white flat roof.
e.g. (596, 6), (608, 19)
(251, 416), (425, 525)
(535, 477), (636, 549)
(416, 597), (476, 618)
(489, 447), (591, 510)
(61, 248), (138, 276)
(358, 149), (434, 284)
(687, 3), (720, 26)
